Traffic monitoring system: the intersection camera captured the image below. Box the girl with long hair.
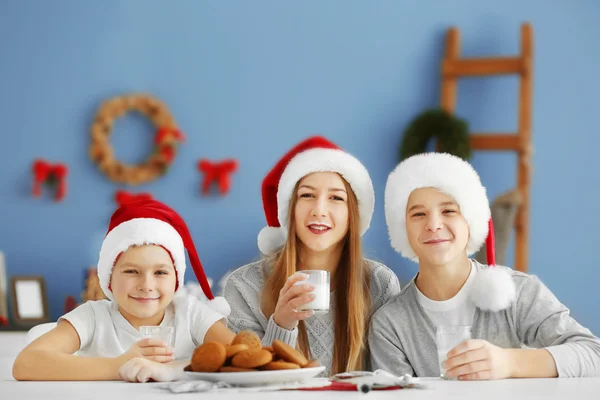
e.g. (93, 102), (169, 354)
(224, 136), (400, 376)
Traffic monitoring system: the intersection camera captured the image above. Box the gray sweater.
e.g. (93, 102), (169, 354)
(369, 261), (600, 377)
(224, 258), (401, 376)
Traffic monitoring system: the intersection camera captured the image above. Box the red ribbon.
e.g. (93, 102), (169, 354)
(154, 128), (185, 165)
(197, 159), (238, 195)
(160, 146), (175, 163)
(115, 190), (153, 207)
(32, 159), (68, 201)
(154, 127), (185, 145)
(299, 381), (403, 391)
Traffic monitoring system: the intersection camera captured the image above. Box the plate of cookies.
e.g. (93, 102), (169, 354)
(184, 331), (325, 386)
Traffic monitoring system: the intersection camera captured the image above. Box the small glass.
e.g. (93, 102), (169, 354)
(435, 325), (471, 379)
(293, 270), (330, 315)
(140, 325), (175, 348)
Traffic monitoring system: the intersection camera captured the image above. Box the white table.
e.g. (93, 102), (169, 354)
(2, 376), (600, 399)
(0, 332), (27, 383)
(2, 332), (600, 399)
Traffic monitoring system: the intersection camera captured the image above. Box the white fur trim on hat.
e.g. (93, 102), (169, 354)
(469, 265), (516, 311)
(98, 218), (186, 300)
(277, 148), (375, 239)
(384, 153), (490, 262)
(258, 226), (287, 256)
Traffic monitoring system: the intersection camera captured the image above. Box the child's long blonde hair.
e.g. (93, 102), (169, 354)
(260, 176), (372, 375)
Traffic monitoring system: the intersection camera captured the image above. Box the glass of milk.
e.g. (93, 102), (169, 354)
(436, 325), (471, 379)
(140, 325), (175, 348)
(294, 270), (330, 315)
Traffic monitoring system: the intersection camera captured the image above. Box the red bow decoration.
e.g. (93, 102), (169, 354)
(197, 159), (239, 195)
(154, 127), (185, 164)
(115, 190), (154, 207)
(32, 159), (68, 201)
(154, 127), (186, 145)
(160, 146), (175, 163)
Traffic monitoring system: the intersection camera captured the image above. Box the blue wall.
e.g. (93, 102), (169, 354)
(1, 1), (598, 334)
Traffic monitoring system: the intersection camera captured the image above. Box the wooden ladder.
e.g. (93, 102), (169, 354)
(440, 23), (534, 272)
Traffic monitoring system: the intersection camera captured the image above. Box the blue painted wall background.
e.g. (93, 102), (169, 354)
(1, 1), (598, 333)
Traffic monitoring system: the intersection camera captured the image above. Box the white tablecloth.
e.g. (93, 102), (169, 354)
(2, 373), (600, 399)
(3, 332), (600, 399)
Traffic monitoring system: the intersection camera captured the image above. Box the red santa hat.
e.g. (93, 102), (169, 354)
(258, 136), (375, 255)
(97, 198), (231, 317)
(384, 152), (516, 312)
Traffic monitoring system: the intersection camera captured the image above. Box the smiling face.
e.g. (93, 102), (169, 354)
(293, 172), (350, 254)
(109, 245), (177, 324)
(405, 187), (470, 267)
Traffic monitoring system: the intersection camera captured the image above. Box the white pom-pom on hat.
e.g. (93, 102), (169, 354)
(469, 218), (516, 311)
(257, 226), (287, 256)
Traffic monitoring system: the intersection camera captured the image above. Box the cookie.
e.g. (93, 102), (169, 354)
(262, 361), (301, 370)
(220, 366), (257, 373)
(231, 349), (273, 369)
(190, 341), (227, 372)
(303, 359), (321, 368)
(272, 340), (308, 367)
(263, 345), (274, 353)
(232, 331), (262, 350)
(226, 343), (249, 359)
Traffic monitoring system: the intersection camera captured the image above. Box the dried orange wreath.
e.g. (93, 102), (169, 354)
(89, 94), (185, 186)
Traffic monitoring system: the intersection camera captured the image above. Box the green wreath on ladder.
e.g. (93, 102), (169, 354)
(399, 108), (472, 161)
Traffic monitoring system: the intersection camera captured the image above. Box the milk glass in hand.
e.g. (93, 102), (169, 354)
(140, 325), (175, 348)
(294, 270), (330, 315)
(436, 325), (471, 379)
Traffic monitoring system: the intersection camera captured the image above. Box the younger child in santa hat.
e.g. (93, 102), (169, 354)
(13, 199), (234, 382)
(369, 152), (600, 379)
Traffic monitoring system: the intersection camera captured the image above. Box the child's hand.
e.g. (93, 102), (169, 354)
(273, 272), (316, 330)
(122, 338), (174, 364)
(443, 339), (514, 380)
(118, 357), (180, 382)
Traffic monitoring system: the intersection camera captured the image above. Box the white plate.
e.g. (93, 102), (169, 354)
(185, 366), (326, 386)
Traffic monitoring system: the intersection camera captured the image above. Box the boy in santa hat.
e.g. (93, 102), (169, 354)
(369, 152), (600, 379)
(13, 199), (234, 382)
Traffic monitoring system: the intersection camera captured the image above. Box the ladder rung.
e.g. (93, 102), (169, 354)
(443, 57), (525, 77)
(471, 134), (521, 150)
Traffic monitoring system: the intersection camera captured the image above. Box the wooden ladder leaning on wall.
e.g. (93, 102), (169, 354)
(440, 23), (534, 272)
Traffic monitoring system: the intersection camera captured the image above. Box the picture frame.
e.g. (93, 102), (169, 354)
(10, 276), (50, 326)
